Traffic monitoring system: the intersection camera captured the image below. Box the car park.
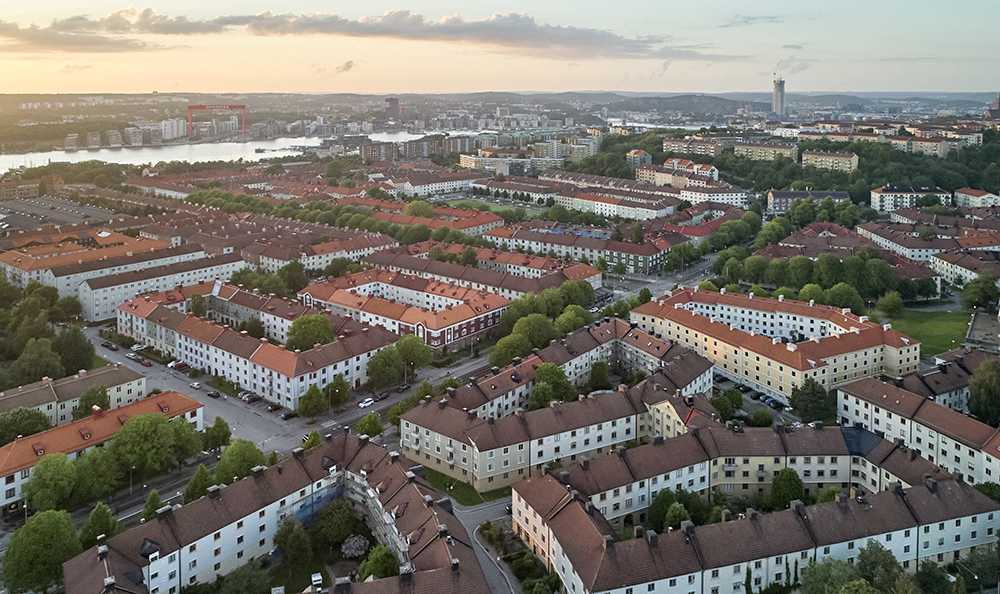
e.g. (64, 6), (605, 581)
(358, 397), (375, 408)
(140, 359), (152, 367)
(206, 391), (221, 399)
(280, 410), (298, 420)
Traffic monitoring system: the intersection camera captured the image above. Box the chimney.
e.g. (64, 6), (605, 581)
(722, 509), (732, 522)
(252, 465), (265, 478)
(580, 457), (589, 470)
(792, 500), (805, 517)
(925, 477), (937, 493)
(390, 452), (400, 464)
(451, 558), (460, 572)
(587, 501), (596, 516)
(955, 472), (965, 484)
(97, 544), (108, 561)
(653, 435), (664, 445)
(813, 421), (823, 430)
(207, 485), (221, 498)
(836, 493), (849, 506)
(617, 446), (626, 458)
(155, 505), (173, 520)
(645, 529), (659, 548)
(399, 567), (414, 584)
(602, 535), (614, 549)
(335, 576), (352, 593)
(103, 577), (117, 594)
(748, 508), (758, 520)
(681, 520), (695, 538)
(634, 526), (645, 540)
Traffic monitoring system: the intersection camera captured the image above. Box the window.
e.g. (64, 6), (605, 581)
(259, 524), (266, 533)
(189, 560), (197, 570)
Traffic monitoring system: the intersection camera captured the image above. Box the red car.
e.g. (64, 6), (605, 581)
(140, 359), (152, 367)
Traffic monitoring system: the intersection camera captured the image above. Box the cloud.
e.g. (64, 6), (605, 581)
(0, 9), (744, 62)
(60, 63), (94, 73)
(309, 60), (358, 78)
(782, 44), (803, 50)
(334, 60), (354, 74)
(721, 15), (781, 28)
(775, 56), (813, 75)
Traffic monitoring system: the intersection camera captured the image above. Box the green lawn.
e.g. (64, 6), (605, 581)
(887, 309), (969, 355)
(90, 355), (108, 370)
(269, 554), (330, 592)
(423, 467), (484, 505)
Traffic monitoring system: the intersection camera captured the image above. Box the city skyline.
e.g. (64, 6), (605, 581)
(1, 1), (996, 95)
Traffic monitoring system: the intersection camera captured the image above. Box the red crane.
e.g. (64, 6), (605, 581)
(187, 105), (247, 138)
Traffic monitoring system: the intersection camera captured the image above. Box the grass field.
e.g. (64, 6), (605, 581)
(888, 309), (969, 355)
(423, 467), (511, 506)
(90, 355), (108, 370)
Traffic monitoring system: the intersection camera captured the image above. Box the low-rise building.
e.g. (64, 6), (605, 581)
(901, 348), (1000, 412)
(956, 188), (1000, 209)
(929, 250), (1000, 288)
(0, 391), (202, 517)
(626, 149), (652, 167)
(662, 138), (725, 157)
(870, 186), (951, 212)
(0, 364), (146, 426)
(734, 141), (798, 162)
(766, 190), (851, 214)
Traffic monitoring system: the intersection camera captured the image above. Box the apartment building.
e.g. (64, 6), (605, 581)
(870, 186), (951, 213)
(513, 472), (999, 594)
(0, 391), (202, 517)
(734, 141), (798, 162)
(956, 188), (1000, 209)
(438, 317), (713, 421)
(929, 250), (1000, 288)
(242, 233), (398, 274)
(63, 433), (490, 594)
(662, 138), (725, 157)
(766, 190), (851, 214)
(631, 288), (921, 402)
(626, 150), (652, 167)
(837, 378), (1000, 485)
(855, 222), (989, 261)
(117, 298), (398, 407)
(79, 253), (244, 321)
(900, 348), (999, 412)
(801, 150), (859, 173)
(361, 141), (399, 162)
(297, 270), (509, 352)
(405, 242), (602, 286)
(556, 424), (951, 528)
(0, 364), (146, 427)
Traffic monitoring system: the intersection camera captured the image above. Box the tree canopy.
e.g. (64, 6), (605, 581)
(286, 314), (335, 351)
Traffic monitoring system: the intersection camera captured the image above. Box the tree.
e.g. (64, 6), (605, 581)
(826, 283), (866, 314)
(915, 562), (951, 594)
(790, 256), (815, 288)
(53, 326), (95, 376)
(963, 271), (1000, 312)
(22, 453), (75, 511)
(109, 414), (179, 478)
(663, 501), (690, 530)
(533, 363), (576, 403)
(745, 567), (754, 594)
(817, 486), (841, 503)
(310, 500), (366, 556)
(73, 386), (109, 420)
(239, 317), (267, 339)
(596, 257), (608, 272)
(273, 518), (311, 574)
(876, 291), (903, 316)
(190, 293), (207, 318)
(359, 544), (399, 580)
(219, 560), (270, 594)
(184, 464), (214, 503)
(975, 481), (1000, 503)
(214, 439), (266, 484)
(342, 534), (369, 559)
(298, 384), (328, 418)
(590, 361), (611, 390)
(396, 334), (433, 383)
(0, 407), (51, 446)
(327, 373), (352, 408)
(459, 246), (478, 267)
(79, 502), (118, 549)
(72, 446), (118, 503)
(638, 287), (653, 304)
(771, 468), (804, 510)
(2, 509), (81, 594)
(555, 305), (592, 335)
(358, 412), (384, 436)
(171, 417), (203, 462)
(10, 338), (64, 387)
(839, 580), (880, 594)
(750, 407), (774, 427)
(277, 260), (310, 294)
(490, 333), (533, 367)
(404, 200), (436, 218)
(698, 281), (719, 292)
(647, 489), (676, 532)
(286, 315), (335, 351)
(969, 360), (1000, 426)
(302, 430), (322, 450)
(141, 489), (164, 521)
(204, 416), (232, 452)
(367, 346), (403, 389)
(613, 262), (628, 275)
(798, 284), (826, 304)
(610, 226), (624, 242)
(630, 222), (646, 245)
(789, 378), (835, 423)
(951, 576), (966, 594)
(513, 314), (561, 349)
(857, 540), (902, 594)
(800, 558), (862, 594)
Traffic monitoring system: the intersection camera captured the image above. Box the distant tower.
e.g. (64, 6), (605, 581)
(989, 93), (1000, 119)
(385, 97), (400, 121)
(772, 75), (786, 117)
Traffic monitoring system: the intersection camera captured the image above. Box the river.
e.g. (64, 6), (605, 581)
(0, 131), (432, 173)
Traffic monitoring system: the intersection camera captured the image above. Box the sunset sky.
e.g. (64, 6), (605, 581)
(1, 1), (995, 95)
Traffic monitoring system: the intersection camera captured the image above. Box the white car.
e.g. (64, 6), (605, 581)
(130, 344), (146, 352)
(358, 397), (375, 408)
(189, 382), (201, 389)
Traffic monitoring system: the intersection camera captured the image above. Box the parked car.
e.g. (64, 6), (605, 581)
(358, 397), (375, 408)
(374, 393), (389, 402)
(748, 391), (761, 400)
(397, 383), (411, 393)
(173, 363), (190, 372)
(125, 352), (139, 361)
(238, 390), (253, 398)
(140, 359), (152, 367)
(266, 403), (281, 412)
(280, 410), (298, 420)
(245, 394), (262, 404)
(101, 341), (119, 351)
(130, 344), (146, 352)
(189, 382), (201, 389)
(206, 391), (221, 399)
(770, 400), (785, 411)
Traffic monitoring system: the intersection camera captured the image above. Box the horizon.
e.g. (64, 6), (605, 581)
(2, 1), (994, 94)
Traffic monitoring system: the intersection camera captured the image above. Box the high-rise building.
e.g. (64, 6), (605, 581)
(772, 75), (786, 116)
(384, 97), (400, 121)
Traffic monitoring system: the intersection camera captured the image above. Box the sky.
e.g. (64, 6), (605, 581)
(1, 1), (997, 95)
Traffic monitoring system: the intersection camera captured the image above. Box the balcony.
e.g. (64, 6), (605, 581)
(723, 464), (738, 471)
(757, 470), (768, 479)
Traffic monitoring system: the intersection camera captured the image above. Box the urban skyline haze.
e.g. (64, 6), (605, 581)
(1, 0), (996, 94)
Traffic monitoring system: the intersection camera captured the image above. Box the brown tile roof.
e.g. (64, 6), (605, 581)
(0, 364), (144, 415)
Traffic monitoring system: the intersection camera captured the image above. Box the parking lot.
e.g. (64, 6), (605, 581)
(712, 373), (801, 426)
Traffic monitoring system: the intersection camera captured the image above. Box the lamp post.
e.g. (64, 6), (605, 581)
(22, 502), (27, 523)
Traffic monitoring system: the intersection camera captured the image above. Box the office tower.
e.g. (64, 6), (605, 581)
(773, 76), (786, 116)
(385, 97), (400, 121)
